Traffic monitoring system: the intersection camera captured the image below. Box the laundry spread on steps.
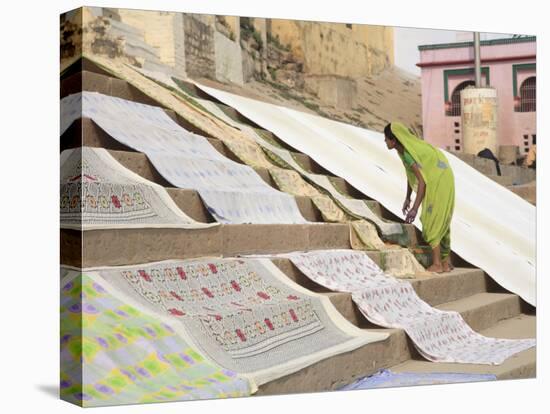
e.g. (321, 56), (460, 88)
(280, 250), (535, 365)
(60, 92), (308, 224)
(72, 258), (387, 386)
(188, 93), (404, 237)
(196, 85), (536, 306)
(60, 271), (253, 407)
(81, 54), (276, 170)
(60, 147), (215, 230)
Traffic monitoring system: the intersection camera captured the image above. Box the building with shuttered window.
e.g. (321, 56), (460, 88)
(417, 36), (535, 157)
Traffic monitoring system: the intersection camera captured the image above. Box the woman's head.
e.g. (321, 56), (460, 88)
(384, 123), (399, 150)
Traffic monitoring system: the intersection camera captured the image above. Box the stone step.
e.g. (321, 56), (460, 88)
(312, 287), (523, 332)
(257, 299), (532, 395)
(437, 292), (524, 332)
(450, 152), (536, 184)
(500, 164), (536, 185)
(61, 224), (351, 268)
(256, 327), (410, 395)
(488, 174), (515, 187)
(507, 182), (536, 205)
(389, 314), (536, 380)
(272, 259), (489, 306)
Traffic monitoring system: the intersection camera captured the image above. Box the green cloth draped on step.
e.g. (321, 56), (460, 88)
(390, 122), (455, 259)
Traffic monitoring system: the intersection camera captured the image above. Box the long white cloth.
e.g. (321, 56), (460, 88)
(60, 147), (213, 230)
(195, 85), (536, 306)
(281, 250), (535, 365)
(60, 92), (307, 224)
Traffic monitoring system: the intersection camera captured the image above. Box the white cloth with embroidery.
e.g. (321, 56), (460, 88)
(193, 96), (402, 235)
(76, 257), (388, 386)
(60, 147), (212, 230)
(196, 85), (536, 306)
(281, 249), (535, 365)
(60, 92), (307, 224)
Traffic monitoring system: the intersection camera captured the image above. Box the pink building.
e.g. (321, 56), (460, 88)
(417, 36), (536, 157)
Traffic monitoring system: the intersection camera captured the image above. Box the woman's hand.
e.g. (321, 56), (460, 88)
(405, 207), (417, 224)
(402, 198), (411, 215)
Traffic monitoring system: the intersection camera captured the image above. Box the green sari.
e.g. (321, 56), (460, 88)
(391, 122), (455, 259)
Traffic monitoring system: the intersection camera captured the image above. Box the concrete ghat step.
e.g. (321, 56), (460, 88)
(389, 314), (536, 380)
(437, 292), (524, 332)
(272, 258), (488, 306)
(60, 224), (352, 267)
(488, 174), (515, 187)
(507, 182), (536, 205)
(61, 69), (367, 196)
(257, 302), (532, 395)
(322, 290), (523, 332)
(256, 327), (409, 395)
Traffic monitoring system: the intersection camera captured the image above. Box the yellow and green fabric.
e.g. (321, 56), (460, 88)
(60, 273), (252, 407)
(390, 122), (455, 259)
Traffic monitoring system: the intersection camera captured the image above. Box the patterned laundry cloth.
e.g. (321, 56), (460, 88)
(74, 258), (388, 387)
(339, 369), (497, 390)
(61, 92), (307, 224)
(283, 249), (536, 365)
(269, 167), (348, 222)
(60, 147), (214, 230)
(60, 271), (252, 407)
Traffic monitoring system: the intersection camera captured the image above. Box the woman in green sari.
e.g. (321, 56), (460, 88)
(384, 122), (455, 273)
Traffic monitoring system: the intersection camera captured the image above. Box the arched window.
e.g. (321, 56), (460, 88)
(447, 80), (475, 116)
(518, 77), (536, 112)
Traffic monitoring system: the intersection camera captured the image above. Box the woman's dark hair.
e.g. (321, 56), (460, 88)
(384, 123), (396, 140)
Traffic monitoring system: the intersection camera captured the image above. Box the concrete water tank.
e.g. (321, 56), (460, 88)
(460, 87), (498, 155)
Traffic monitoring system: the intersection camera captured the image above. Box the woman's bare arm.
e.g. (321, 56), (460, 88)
(411, 164), (425, 210)
(405, 164), (425, 223)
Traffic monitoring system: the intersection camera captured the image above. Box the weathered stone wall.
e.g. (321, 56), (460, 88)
(214, 31), (244, 85)
(115, 9), (186, 77)
(269, 19), (393, 78)
(183, 14), (216, 79)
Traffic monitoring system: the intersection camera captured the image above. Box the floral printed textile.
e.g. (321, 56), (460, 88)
(284, 250), (535, 365)
(60, 147), (211, 230)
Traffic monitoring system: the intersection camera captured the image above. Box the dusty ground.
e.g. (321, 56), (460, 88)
(195, 66), (422, 134)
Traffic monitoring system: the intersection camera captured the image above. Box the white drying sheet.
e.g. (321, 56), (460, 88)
(60, 147), (214, 230)
(60, 92), (307, 224)
(195, 85), (536, 306)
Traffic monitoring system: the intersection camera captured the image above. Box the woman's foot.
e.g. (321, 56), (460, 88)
(427, 263), (444, 273)
(442, 258), (454, 273)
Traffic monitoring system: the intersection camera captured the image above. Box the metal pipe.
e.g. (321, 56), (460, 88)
(474, 32), (481, 87)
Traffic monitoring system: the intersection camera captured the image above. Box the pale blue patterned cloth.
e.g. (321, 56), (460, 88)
(339, 369), (497, 390)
